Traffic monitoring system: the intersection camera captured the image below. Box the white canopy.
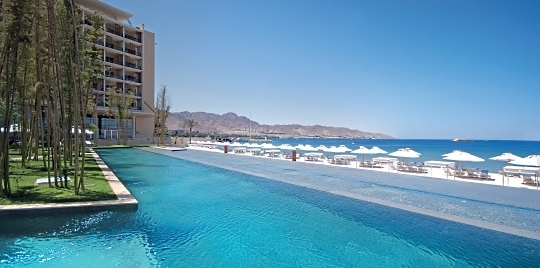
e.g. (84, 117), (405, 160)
(351, 146), (373, 154)
(316, 145), (329, 151)
(261, 143), (279, 149)
(229, 142), (244, 147)
(324, 146), (341, 153)
(372, 157), (398, 163)
(424, 161), (455, 168)
(305, 152), (323, 156)
(337, 145), (352, 153)
(503, 166), (540, 174)
(389, 148), (421, 159)
(490, 152), (522, 162)
(278, 144), (296, 150)
(443, 150), (484, 162)
(300, 144), (318, 151)
(334, 154), (356, 160)
(351, 146), (376, 162)
(247, 143), (262, 148)
(509, 155), (540, 167)
(370, 146), (388, 154)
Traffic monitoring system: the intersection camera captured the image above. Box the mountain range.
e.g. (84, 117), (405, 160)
(166, 111), (393, 139)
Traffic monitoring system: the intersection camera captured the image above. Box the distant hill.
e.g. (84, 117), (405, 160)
(166, 111), (393, 139)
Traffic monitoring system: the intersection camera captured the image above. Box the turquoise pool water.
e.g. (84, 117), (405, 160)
(1, 148), (540, 267)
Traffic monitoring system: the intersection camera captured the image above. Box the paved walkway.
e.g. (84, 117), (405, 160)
(0, 149), (137, 215)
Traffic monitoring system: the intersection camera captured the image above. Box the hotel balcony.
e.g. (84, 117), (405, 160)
(106, 28), (123, 38)
(104, 72), (124, 82)
(105, 57), (123, 67)
(126, 88), (143, 97)
(124, 48), (142, 57)
(124, 75), (141, 83)
(124, 62), (142, 71)
(124, 34), (141, 43)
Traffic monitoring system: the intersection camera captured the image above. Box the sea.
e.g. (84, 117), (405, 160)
(265, 138), (540, 173)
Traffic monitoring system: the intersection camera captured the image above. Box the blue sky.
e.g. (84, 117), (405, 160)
(105, 0), (540, 140)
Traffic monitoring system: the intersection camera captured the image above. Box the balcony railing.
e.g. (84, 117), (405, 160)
(124, 34), (141, 43)
(105, 42), (123, 52)
(104, 72), (123, 80)
(105, 58), (122, 66)
(124, 75), (141, 83)
(126, 90), (142, 97)
(124, 48), (142, 57)
(125, 62), (141, 70)
(106, 28), (122, 37)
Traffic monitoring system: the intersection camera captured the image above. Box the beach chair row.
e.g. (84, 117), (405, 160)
(444, 168), (492, 180)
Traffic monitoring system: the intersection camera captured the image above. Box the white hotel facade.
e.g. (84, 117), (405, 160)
(78, 0), (156, 140)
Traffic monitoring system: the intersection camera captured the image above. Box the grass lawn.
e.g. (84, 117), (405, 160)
(0, 150), (116, 205)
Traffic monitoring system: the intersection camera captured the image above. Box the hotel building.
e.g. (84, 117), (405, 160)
(78, 0), (155, 140)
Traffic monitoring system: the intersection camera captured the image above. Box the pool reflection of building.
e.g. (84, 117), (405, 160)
(78, 0), (155, 141)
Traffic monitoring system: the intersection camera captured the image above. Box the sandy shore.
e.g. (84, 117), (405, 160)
(185, 144), (539, 191)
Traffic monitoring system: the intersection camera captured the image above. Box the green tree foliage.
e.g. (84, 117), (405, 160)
(154, 85), (170, 145)
(0, 0), (105, 197)
(184, 119), (198, 144)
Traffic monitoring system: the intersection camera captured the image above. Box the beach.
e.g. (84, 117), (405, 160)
(181, 142), (539, 191)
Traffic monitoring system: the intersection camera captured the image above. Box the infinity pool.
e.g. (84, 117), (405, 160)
(1, 148), (539, 267)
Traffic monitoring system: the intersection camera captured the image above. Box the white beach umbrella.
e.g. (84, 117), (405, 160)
(509, 155), (540, 167)
(301, 144), (318, 151)
(389, 148), (421, 163)
(443, 150), (484, 169)
(229, 142), (243, 147)
(316, 145), (329, 151)
(261, 143), (279, 150)
(508, 155), (540, 190)
(490, 153), (522, 162)
(324, 146), (340, 153)
(370, 146), (388, 155)
(295, 144), (305, 150)
(247, 143), (262, 148)
(337, 145), (352, 153)
(323, 146), (341, 158)
(351, 146), (374, 162)
(278, 144), (296, 151)
(442, 150), (460, 157)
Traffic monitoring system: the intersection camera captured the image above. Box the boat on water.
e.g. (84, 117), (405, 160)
(453, 138), (473, 142)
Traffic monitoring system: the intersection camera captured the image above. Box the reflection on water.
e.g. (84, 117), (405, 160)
(1, 148), (539, 267)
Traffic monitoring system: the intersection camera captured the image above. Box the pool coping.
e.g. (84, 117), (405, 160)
(0, 149), (138, 215)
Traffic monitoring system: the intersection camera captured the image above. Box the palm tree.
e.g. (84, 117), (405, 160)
(184, 119), (198, 144)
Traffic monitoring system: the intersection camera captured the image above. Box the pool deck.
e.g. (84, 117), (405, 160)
(143, 146), (540, 241)
(0, 149), (137, 215)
